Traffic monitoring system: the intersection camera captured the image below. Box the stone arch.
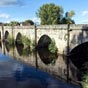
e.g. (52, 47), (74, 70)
(37, 35), (58, 65)
(4, 31), (10, 52)
(69, 42), (88, 71)
(16, 32), (22, 44)
(15, 32), (24, 56)
(37, 34), (52, 48)
(0, 31), (1, 48)
(5, 31), (9, 40)
(0, 31), (1, 41)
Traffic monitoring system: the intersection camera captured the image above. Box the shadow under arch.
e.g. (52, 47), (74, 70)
(15, 32), (24, 56)
(69, 42), (88, 72)
(5, 31), (9, 40)
(4, 31), (10, 52)
(37, 35), (58, 65)
(0, 31), (2, 48)
(37, 35), (52, 48)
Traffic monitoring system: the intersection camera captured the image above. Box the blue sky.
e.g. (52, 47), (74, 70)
(0, 0), (88, 24)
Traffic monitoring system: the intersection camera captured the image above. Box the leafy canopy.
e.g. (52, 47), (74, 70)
(37, 3), (75, 25)
(37, 3), (63, 25)
(22, 20), (34, 26)
(61, 10), (75, 24)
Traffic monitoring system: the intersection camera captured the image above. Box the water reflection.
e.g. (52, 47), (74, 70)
(0, 54), (80, 88)
(38, 48), (58, 65)
(0, 31), (1, 50)
(5, 41), (10, 52)
(16, 43), (24, 56)
(0, 41), (1, 49)
(15, 43), (32, 56)
(0, 38), (81, 87)
(3, 41), (80, 82)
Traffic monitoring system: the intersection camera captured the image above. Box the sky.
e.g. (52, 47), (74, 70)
(0, 0), (88, 24)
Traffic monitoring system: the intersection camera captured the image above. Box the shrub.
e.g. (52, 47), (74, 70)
(22, 36), (31, 46)
(7, 35), (14, 45)
(82, 73), (88, 88)
(6, 36), (15, 49)
(48, 38), (58, 53)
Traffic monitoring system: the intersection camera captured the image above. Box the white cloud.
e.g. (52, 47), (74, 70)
(0, 13), (10, 19)
(0, 0), (23, 6)
(82, 10), (88, 16)
(32, 17), (41, 25)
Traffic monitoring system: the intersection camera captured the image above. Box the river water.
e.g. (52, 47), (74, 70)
(0, 42), (81, 88)
(0, 53), (82, 88)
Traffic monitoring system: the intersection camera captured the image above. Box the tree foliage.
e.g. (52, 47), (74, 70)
(22, 20), (34, 26)
(61, 10), (75, 24)
(48, 38), (58, 53)
(9, 21), (20, 26)
(6, 20), (34, 26)
(37, 3), (63, 25)
(37, 3), (75, 25)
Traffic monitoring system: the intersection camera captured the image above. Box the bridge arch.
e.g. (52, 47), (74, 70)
(4, 31), (10, 52)
(15, 32), (24, 56)
(16, 32), (22, 44)
(0, 31), (1, 48)
(4, 31), (9, 40)
(0, 31), (1, 41)
(37, 34), (52, 48)
(37, 35), (58, 64)
(69, 42), (88, 71)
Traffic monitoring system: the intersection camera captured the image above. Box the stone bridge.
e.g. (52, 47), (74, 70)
(0, 24), (88, 54)
(0, 24), (88, 84)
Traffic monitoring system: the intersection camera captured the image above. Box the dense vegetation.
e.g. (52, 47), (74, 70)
(0, 20), (34, 26)
(37, 3), (75, 25)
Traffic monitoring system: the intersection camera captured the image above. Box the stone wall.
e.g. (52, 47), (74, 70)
(0, 24), (88, 54)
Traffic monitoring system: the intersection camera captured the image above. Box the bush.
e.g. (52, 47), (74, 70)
(82, 73), (88, 88)
(21, 36), (31, 46)
(6, 36), (15, 49)
(48, 38), (57, 53)
(7, 36), (14, 45)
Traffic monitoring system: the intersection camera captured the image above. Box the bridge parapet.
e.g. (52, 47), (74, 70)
(1, 24), (88, 55)
(36, 25), (67, 29)
(70, 24), (88, 30)
(13, 26), (35, 29)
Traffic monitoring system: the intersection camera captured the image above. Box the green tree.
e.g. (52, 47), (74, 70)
(61, 10), (75, 24)
(36, 3), (63, 25)
(9, 21), (20, 26)
(22, 20), (34, 26)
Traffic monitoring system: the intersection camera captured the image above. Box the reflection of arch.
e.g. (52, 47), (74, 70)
(16, 33), (22, 44)
(37, 35), (57, 65)
(0, 32), (1, 41)
(70, 42), (88, 71)
(37, 35), (51, 48)
(5, 43), (10, 52)
(38, 48), (58, 65)
(0, 31), (2, 48)
(4, 31), (10, 52)
(15, 33), (24, 56)
(5, 31), (9, 40)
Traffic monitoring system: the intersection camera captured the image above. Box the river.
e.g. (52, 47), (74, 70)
(0, 42), (81, 88)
